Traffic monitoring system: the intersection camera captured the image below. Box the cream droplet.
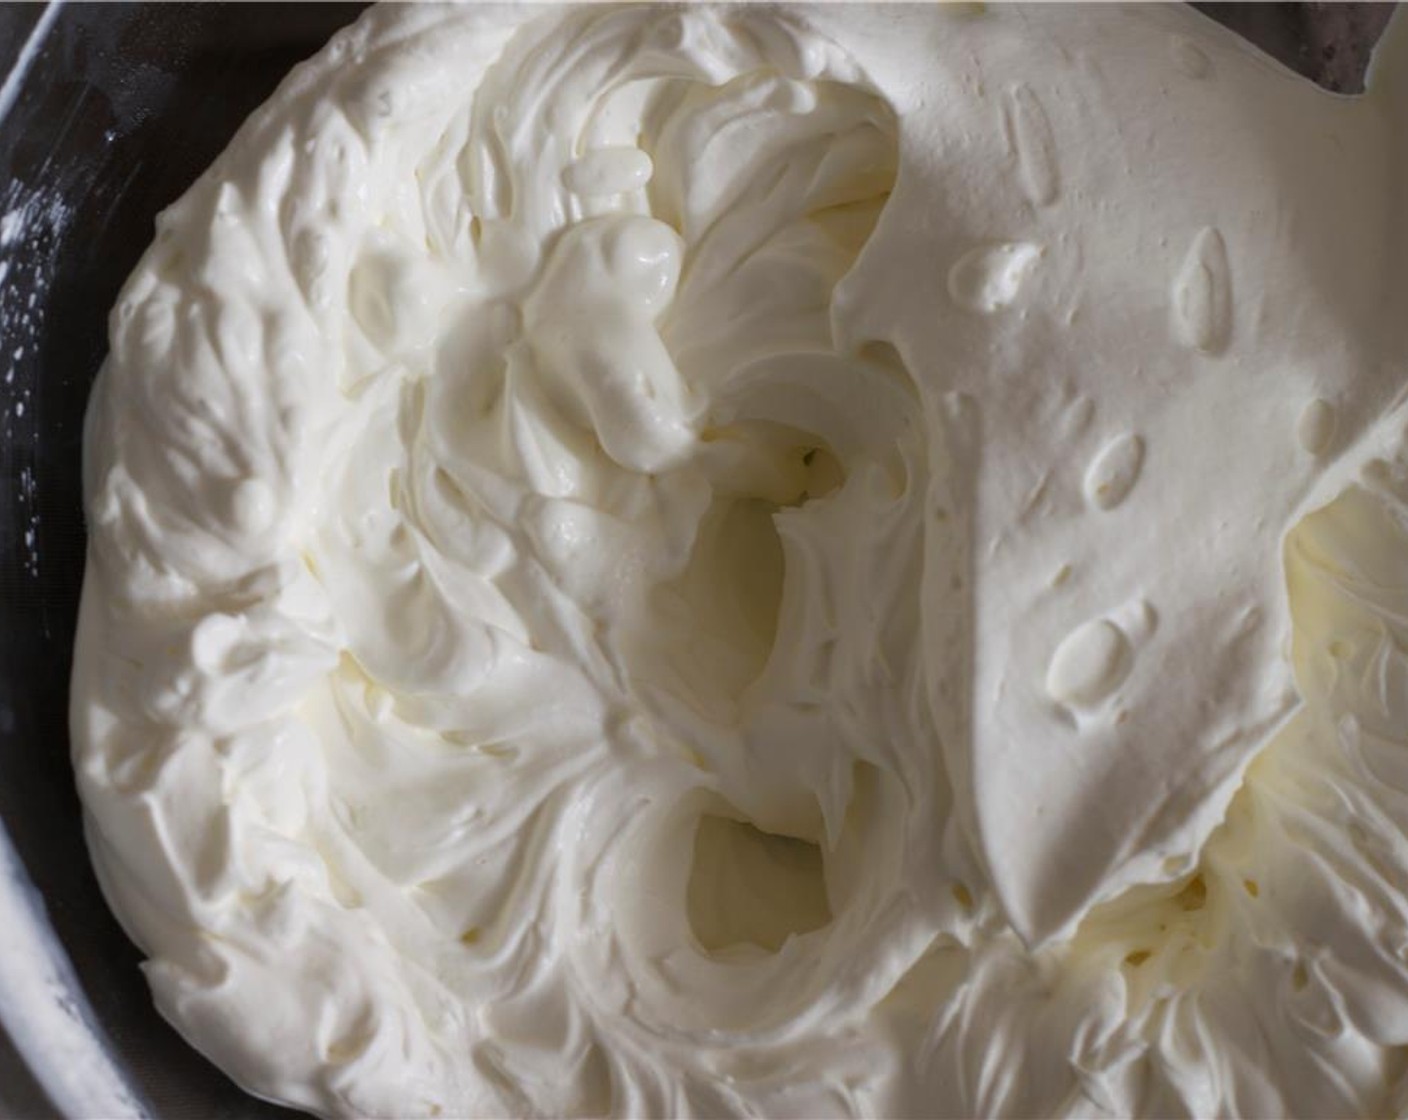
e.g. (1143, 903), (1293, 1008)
(1005, 84), (1059, 206)
(1084, 432), (1145, 510)
(1047, 619), (1131, 707)
(1171, 36), (1212, 79)
(563, 147), (654, 197)
(948, 242), (1041, 313)
(230, 478), (275, 533)
(1172, 227), (1231, 354)
(191, 613), (244, 673)
(1297, 398), (1336, 456)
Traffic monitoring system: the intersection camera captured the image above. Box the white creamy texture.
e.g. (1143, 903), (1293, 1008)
(71, 3), (1408, 1115)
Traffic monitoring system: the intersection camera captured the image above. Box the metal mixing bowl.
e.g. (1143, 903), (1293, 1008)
(0, 4), (1394, 1116)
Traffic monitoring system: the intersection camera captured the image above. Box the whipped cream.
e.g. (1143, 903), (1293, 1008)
(72, 3), (1408, 1115)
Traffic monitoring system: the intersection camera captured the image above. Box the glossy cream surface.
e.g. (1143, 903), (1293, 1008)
(73, 3), (1408, 1115)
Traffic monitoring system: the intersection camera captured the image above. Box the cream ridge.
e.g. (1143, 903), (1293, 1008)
(72, 4), (1408, 1116)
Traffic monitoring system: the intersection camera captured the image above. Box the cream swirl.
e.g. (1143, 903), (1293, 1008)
(73, 4), (1408, 1116)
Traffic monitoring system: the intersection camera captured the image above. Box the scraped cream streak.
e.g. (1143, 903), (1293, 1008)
(72, 3), (1408, 1116)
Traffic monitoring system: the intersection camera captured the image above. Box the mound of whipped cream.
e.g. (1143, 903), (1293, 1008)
(73, 3), (1408, 1115)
